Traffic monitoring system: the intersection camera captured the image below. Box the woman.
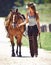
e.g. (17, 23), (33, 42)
(18, 3), (40, 57)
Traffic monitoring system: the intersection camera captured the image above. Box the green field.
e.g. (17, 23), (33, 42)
(39, 32), (51, 50)
(21, 32), (51, 51)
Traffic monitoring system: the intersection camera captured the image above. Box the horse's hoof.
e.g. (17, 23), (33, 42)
(16, 51), (18, 56)
(12, 53), (15, 57)
(35, 53), (38, 57)
(35, 55), (38, 57)
(12, 55), (15, 57)
(18, 54), (22, 57)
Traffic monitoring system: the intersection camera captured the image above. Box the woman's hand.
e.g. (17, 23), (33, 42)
(16, 24), (21, 28)
(18, 24), (21, 27)
(38, 29), (41, 35)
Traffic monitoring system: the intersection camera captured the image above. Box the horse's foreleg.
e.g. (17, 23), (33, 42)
(17, 35), (22, 57)
(16, 45), (18, 56)
(16, 44), (22, 57)
(11, 42), (15, 57)
(19, 45), (22, 57)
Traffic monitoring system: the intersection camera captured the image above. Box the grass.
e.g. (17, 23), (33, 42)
(22, 36), (29, 46)
(39, 32), (51, 50)
(21, 32), (51, 51)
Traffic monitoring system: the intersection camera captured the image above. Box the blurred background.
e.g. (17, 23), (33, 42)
(0, 0), (51, 50)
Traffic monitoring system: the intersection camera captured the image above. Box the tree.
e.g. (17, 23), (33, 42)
(19, 0), (24, 6)
(0, 0), (16, 17)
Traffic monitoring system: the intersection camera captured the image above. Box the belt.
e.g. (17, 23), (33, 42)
(28, 26), (34, 29)
(28, 25), (36, 27)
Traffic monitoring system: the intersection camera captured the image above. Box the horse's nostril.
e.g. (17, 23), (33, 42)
(12, 22), (16, 28)
(12, 23), (14, 28)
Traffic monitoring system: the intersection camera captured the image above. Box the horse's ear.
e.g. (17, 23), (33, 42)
(16, 9), (18, 12)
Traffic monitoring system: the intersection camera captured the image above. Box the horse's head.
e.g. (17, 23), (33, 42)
(11, 11), (25, 28)
(11, 12), (18, 28)
(12, 11), (22, 22)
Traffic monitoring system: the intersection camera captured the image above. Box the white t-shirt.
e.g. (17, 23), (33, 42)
(28, 15), (37, 26)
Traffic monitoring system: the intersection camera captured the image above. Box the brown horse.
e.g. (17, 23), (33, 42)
(4, 11), (25, 57)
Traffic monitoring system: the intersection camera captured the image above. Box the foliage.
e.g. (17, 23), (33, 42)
(15, 0), (24, 6)
(0, 0), (16, 16)
(24, 0), (51, 3)
(36, 4), (51, 23)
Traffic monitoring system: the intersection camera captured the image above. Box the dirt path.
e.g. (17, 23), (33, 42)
(0, 43), (51, 65)
(0, 18), (51, 65)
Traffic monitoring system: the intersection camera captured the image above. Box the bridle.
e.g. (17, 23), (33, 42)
(12, 14), (17, 28)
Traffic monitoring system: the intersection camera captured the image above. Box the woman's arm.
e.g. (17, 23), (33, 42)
(37, 18), (41, 34)
(36, 12), (41, 34)
(18, 13), (29, 27)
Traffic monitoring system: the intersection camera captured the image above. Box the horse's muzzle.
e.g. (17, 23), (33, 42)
(12, 22), (16, 28)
